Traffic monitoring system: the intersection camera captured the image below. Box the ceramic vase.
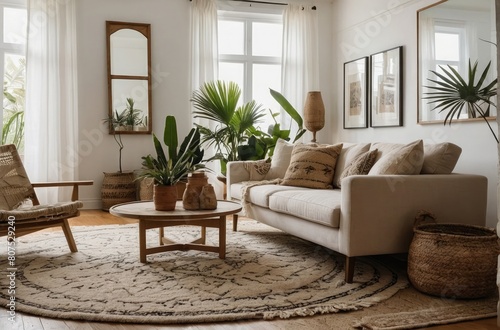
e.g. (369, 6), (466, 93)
(182, 172), (208, 210)
(153, 185), (177, 211)
(200, 184), (217, 210)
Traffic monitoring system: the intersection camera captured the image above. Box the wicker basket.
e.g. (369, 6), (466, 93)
(408, 212), (499, 299)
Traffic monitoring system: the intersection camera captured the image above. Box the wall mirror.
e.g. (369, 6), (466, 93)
(417, 0), (496, 124)
(106, 21), (152, 134)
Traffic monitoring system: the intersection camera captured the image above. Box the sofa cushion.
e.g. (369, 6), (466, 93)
(421, 142), (462, 174)
(281, 143), (343, 189)
(265, 138), (294, 180)
(269, 189), (341, 228)
(336, 149), (378, 187)
(368, 140), (424, 175)
(230, 182), (309, 208)
(333, 142), (371, 188)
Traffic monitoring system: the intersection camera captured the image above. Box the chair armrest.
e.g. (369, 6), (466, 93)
(31, 180), (94, 201)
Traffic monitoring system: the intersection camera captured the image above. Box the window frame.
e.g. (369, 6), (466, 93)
(217, 9), (283, 106)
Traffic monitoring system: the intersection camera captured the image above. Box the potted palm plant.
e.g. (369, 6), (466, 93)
(191, 80), (265, 175)
(191, 81), (305, 175)
(424, 59), (498, 143)
(139, 115), (205, 211)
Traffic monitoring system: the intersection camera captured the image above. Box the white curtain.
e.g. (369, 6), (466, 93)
(281, 4), (319, 134)
(189, 0), (224, 197)
(24, 0), (79, 204)
(190, 0), (218, 99)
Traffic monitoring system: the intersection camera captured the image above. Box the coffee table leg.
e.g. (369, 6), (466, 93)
(139, 220), (147, 263)
(201, 226), (206, 244)
(219, 215), (226, 259)
(159, 227), (164, 245)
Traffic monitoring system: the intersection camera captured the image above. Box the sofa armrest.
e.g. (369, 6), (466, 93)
(339, 174), (487, 257)
(226, 161), (253, 200)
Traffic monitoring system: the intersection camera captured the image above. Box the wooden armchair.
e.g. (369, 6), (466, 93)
(0, 144), (93, 252)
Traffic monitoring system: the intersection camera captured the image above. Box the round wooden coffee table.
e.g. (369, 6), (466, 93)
(109, 200), (241, 262)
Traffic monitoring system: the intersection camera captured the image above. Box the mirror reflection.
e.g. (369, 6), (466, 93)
(417, 0), (496, 123)
(107, 21), (152, 134)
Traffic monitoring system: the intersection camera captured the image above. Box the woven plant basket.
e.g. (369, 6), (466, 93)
(408, 211), (499, 299)
(101, 172), (136, 211)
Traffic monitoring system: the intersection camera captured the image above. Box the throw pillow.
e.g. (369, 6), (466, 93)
(368, 140), (424, 175)
(421, 142), (462, 174)
(243, 159), (272, 181)
(281, 143), (343, 189)
(335, 149), (378, 188)
(333, 142), (371, 186)
(265, 138), (294, 180)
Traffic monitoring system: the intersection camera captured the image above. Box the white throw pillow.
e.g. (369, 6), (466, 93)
(368, 140), (424, 175)
(265, 138), (294, 180)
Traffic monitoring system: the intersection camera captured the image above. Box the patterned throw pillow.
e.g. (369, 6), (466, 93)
(335, 149), (378, 188)
(243, 159), (272, 181)
(281, 143), (343, 189)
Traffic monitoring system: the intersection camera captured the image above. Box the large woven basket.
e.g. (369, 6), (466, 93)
(408, 212), (499, 299)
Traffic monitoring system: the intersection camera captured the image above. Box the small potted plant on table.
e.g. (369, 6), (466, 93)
(139, 115), (205, 211)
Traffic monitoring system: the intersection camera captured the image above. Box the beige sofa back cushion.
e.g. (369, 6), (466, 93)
(421, 142), (462, 174)
(368, 139), (424, 175)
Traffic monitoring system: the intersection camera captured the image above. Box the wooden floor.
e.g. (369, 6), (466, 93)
(1, 210), (498, 330)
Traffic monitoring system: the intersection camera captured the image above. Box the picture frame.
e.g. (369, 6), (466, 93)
(343, 57), (368, 129)
(370, 46), (403, 127)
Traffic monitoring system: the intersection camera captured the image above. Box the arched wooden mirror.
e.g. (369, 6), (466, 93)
(417, 0), (496, 124)
(106, 21), (152, 134)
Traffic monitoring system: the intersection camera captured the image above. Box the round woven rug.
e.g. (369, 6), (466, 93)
(0, 220), (408, 324)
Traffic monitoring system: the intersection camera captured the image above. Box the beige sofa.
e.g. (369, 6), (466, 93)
(226, 139), (488, 283)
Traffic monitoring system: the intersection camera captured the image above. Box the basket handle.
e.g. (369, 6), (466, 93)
(414, 210), (437, 227)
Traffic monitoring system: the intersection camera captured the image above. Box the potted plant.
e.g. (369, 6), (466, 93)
(191, 80), (266, 175)
(424, 59), (498, 143)
(191, 81), (305, 175)
(139, 115), (205, 211)
(101, 107), (136, 211)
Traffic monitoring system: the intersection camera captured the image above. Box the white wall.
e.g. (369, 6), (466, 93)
(332, 0), (498, 228)
(76, 0), (334, 209)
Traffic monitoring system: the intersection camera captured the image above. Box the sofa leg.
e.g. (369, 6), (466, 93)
(345, 256), (355, 283)
(232, 214), (238, 231)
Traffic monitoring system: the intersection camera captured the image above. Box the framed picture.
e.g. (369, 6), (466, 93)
(370, 46), (403, 127)
(343, 57), (368, 128)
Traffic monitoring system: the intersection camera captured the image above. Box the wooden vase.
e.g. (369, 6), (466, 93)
(153, 185), (178, 211)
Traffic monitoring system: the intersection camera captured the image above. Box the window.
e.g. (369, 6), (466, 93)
(1, 0), (26, 151)
(217, 9), (283, 129)
(431, 20), (467, 119)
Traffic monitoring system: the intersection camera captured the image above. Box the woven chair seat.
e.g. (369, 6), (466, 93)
(0, 201), (83, 221)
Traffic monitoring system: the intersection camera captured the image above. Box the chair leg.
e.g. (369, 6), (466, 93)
(345, 256), (355, 283)
(232, 214), (238, 232)
(61, 219), (78, 252)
